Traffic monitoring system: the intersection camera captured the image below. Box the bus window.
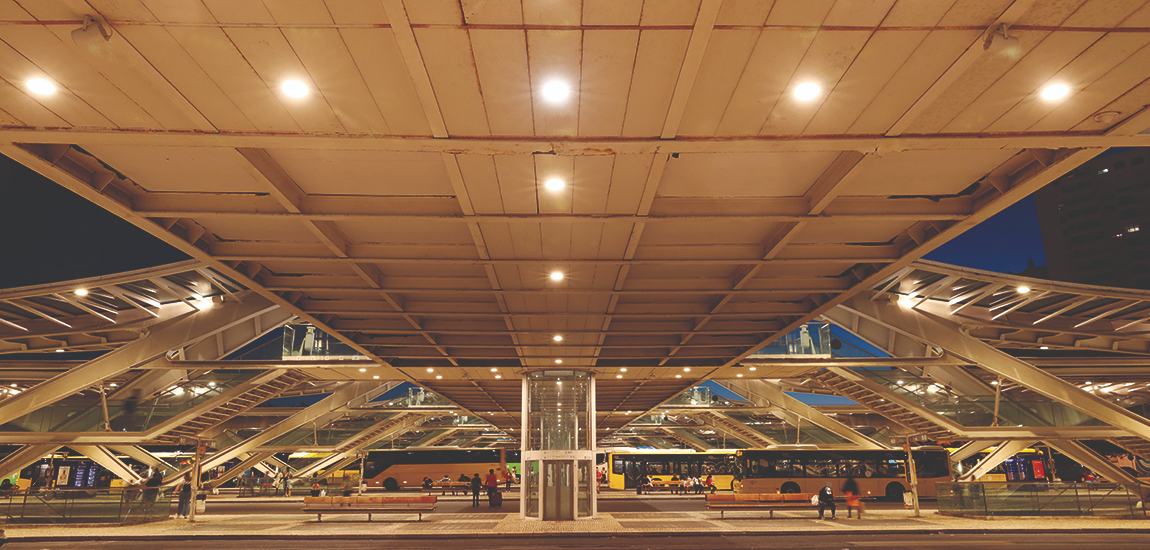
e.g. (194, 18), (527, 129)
(647, 462), (670, 476)
(842, 459), (865, 478)
(878, 458), (905, 478)
(777, 459), (803, 478)
(612, 456), (624, 475)
(805, 459), (836, 478)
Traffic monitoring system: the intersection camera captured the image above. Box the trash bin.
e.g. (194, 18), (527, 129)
(903, 491), (915, 508)
(195, 493), (207, 514)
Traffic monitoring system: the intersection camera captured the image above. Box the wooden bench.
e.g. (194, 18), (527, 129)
(432, 482), (471, 495)
(302, 495), (437, 522)
(705, 493), (819, 519)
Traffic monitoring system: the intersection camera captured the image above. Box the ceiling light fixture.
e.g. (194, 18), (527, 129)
(282, 80), (309, 98)
(436, 375), (442, 379)
(74, 289), (88, 296)
(983, 25), (1020, 55)
(1017, 286), (1031, 294)
(793, 82), (820, 101)
(541, 80), (570, 103)
(426, 368), (434, 373)
(495, 375), (502, 379)
(1041, 84), (1069, 101)
(373, 375), (380, 379)
(749, 367), (757, 371)
(544, 178), (565, 191)
(736, 374), (743, 378)
(55, 349), (65, 353)
(616, 374), (623, 378)
(26, 78), (56, 96)
(553, 335), (563, 342)
(490, 368), (498, 372)
(683, 367), (691, 372)
(555, 359), (563, 364)
(620, 368), (627, 372)
(675, 374), (682, 378)
(359, 368), (367, 372)
(550, 271), (564, 281)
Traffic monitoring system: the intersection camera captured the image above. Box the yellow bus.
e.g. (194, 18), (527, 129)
(734, 448), (951, 500)
(363, 448), (508, 491)
(607, 450), (739, 491)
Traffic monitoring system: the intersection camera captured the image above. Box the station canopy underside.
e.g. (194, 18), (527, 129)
(2, 1), (1150, 451)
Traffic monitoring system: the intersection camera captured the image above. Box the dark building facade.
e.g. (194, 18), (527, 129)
(1035, 148), (1150, 290)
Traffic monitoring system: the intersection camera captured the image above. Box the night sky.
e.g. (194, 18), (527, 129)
(1, 152), (1047, 289)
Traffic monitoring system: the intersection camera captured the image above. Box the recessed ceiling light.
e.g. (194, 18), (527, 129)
(793, 82), (820, 101)
(555, 359), (563, 364)
(620, 368), (627, 372)
(74, 289), (88, 296)
(683, 368), (691, 372)
(490, 368), (498, 372)
(553, 335), (563, 342)
(675, 374), (682, 378)
(550, 271), (564, 281)
(1041, 84), (1069, 101)
(736, 374), (743, 378)
(426, 368), (434, 373)
(1017, 286), (1031, 294)
(1040, 346), (1049, 350)
(616, 374), (623, 378)
(749, 367), (757, 371)
(282, 80), (308, 98)
(359, 368), (367, 372)
(26, 78), (56, 95)
(109, 383), (117, 387)
(55, 349), (64, 353)
(208, 382), (216, 387)
(541, 80), (570, 103)
(436, 375), (442, 379)
(373, 375), (380, 379)
(495, 375), (502, 379)
(544, 178), (565, 191)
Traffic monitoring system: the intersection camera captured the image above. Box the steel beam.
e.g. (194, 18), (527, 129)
(949, 440), (1002, 464)
(719, 378), (888, 449)
(70, 445), (145, 484)
(659, 428), (710, 451)
(0, 293), (279, 425)
(0, 444), (60, 481)
(106, 445), (175, 474)
(1045, 439), (1149, 498)
(956, 440), (1036, 482)
(194, 381), (397, 476)
(205, 451), (275, 489)
(840, 294), (1150, 442)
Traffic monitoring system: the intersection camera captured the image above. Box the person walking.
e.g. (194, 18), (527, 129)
(142, 470), (162, 515)
(503, 468), (513, 491)
(705, 474), (716, 494)
(471, 472), (482, 507)
(843, 476), (862, 518)
(176, 473), (192, 518)
(817, 484), (836, 520)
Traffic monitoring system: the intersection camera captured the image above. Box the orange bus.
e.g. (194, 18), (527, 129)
(363, 448), (508, 491)
(734, 448), (951, 500)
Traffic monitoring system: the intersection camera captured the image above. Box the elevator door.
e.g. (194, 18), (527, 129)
(542, 460), (573, 521)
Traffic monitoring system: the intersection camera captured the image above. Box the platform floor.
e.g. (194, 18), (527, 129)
(2, 495), (1146, 542)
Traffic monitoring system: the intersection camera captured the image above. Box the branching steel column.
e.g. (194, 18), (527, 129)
(192, 381), (396, 477)
(0, 445), (60, 481)
(956, 440), (1035, 482)
(720, 379), (888, 449)
(1046, 440), (1149, 498)
(0, 293), (279, 425)
(70, 445), (145, 484)
(205, 451), (275, 489)
(839, 294), (1150, 442)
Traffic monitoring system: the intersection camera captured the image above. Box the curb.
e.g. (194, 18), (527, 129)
(6, 527), (1150, 543)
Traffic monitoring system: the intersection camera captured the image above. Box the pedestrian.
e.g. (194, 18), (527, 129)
(471, 472), (482, 507)
(817, 484), (836, 520)
(142, 470), (162, 515)
(176, 473), (192, 518)
(310, 481), (321, 497)
(705, 474), (716, 494)
(503, 468), (513, 491)
(843, 476), (862, 519)
(670, 475), (679, 495)
(485, 468), (499, 503)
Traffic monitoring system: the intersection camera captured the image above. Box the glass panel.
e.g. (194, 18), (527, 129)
(577, 460), (592, 518)
(937, 482), (1146, 517)
(0, 487), (174, 524)
(525, 371), (590, 452)
(524, 460), (540, 518)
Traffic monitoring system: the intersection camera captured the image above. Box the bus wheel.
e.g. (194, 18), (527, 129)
(780, 482), (800, 494)
(885, 482), (905, 502)
(383, 478), (399, 491)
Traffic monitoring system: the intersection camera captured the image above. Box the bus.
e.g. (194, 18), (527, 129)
(607, 450), (739, 491)
(362, 448), (508, 491)
(734, 448), (951, 500)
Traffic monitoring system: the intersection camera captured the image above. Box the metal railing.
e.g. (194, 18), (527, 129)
(0, 488), (173, 524)
(937, 482), (1147, 517)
